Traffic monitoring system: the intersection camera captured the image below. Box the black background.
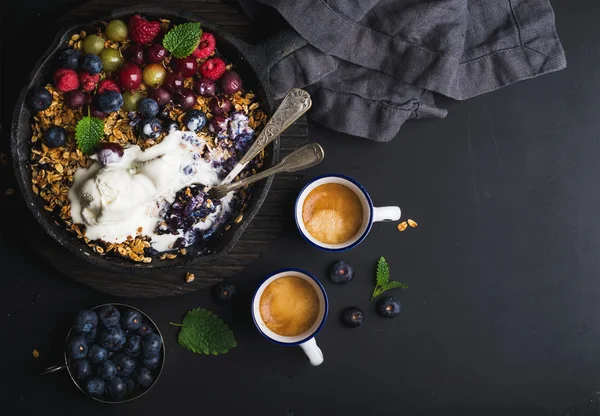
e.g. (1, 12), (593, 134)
(1, 1), (599, 415)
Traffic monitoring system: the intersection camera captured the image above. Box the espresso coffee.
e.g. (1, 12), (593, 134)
(259, 276), (320, 337)
(302, 183), (364, 244)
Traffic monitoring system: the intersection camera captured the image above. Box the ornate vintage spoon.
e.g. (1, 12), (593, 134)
(204, 143), (324, 200)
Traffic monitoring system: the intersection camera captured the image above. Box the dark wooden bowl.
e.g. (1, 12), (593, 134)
(10, 5), (303, 274)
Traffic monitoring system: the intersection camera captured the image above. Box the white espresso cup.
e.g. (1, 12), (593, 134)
(252, 269), (329, 366)
(295, 174), (401, 251)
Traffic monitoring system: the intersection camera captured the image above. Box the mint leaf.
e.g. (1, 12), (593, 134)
(370, 256), (408, 301)
(162, 22), (202, 58)
(75, 116), (104, 155)
(170, 308), (236, 355)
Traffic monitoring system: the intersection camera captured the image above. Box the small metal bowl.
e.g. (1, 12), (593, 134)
(40, 303), (165, 403)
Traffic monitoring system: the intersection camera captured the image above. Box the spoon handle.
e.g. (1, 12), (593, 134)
(210, 143), (324, 199)
(222, 88), (312, 184)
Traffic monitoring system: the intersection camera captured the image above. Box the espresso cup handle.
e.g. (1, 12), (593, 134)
(373, 206), (401, 222)
(299, 337), (324, 366)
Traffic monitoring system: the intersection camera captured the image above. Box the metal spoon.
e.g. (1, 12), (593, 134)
(221, 88), (312, 185)
(204, 143), (324, 200)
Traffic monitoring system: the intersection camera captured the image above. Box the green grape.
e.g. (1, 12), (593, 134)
(106, 20), (128, 42)
(82, 34), (105, 55)
(122, 91), (145, 112)
(142, 63), (167, 88)
(100, 48), (124, 73)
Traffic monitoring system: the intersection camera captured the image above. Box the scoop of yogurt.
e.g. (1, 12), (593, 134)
(68, 130), (228, 251)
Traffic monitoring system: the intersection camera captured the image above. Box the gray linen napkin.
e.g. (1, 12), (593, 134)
(240, 0), (567, 142)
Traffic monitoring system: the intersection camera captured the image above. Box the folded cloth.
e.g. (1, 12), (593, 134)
(240, 0), (567, 142)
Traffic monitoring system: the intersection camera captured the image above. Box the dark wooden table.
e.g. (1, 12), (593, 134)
(2, 0), (599, 415)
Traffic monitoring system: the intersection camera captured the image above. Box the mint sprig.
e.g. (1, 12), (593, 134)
(162, 22), (202, 58)
(75, 115), (104, 154)
(170, 308), (236, 355)
(371, 256), (408, 301)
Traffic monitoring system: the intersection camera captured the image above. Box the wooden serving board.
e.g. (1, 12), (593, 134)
(11, 0), (308, 297)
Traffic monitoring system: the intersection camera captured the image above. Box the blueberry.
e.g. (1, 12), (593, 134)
(137, 98), (159, 118)
(142, 333), (162, 357)
(93, 91), (123, 114)
(124, 335), (142, 356)
(97, 327), (126, 351)
(328, 260), (354, 284)
(85, 327), (97, 343)
(80, 54), (103, 75)
(74, 310), (98, 334)
(44, 126), (67, 148)
(342, 307), (364, 328)
(58, 49), (81, 70)
(138, 118), (163, 140)
(112, 353), (136, 378)
(212, 281), (235, 303)
(137, 322), (154, 337)
(183, 109), (207, 132)
(164, 120), (179, 133)
(97, 359), (117, 380)
(72, 359), (92, 380)
(88, 344), (107, 364)
(27, 86), (53, 112)
(143, 355), (161, 370)
(133, 367), (153, 387)
(97, 305), (121, 328)
(120, 310), (142, 331)
(84, 377), (105, 397)
(107, 376), (127, 400)
(68, 335), (88, 360)
(376, 296), (401, 318)
(124, 378), (136, 394)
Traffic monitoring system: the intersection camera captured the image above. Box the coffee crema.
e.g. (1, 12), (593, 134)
(259, 276), (320, 337)
(302, 183), (364, 244)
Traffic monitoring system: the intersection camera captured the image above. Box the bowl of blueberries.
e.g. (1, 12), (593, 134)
(41, 303), (165, 403)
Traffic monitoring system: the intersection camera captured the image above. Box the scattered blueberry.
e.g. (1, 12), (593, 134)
(58, 49), (81, 70)
(142, 355), (160, 370)
(44, 126), (67, 148)
(376, 296), (401, 318)
(97, 305), (121, 327)
(328, 260), (355, 284)
(113, 354), (136, 378)
(68, 335), (88, 360)
(72, 359), (92, 380)
(27, 87), (53, 112)
(138, 117), (163, 140)
(97, 359), (117, 380)
(212, 281), (235, 303)
(88, 344), (108, 364)
(97, 326), (126, 351)
(142, 333), (162, 357)
(80, 54), (103, 75)
(124, 335), (142, 356)
(107, 376), (127, 399)
(85, 327), (97, 343)
(85, 377), (105, 397)
(137, 322), (154, 337)
(183, 109), (207, 132)
(137, 98), (159, 118)
(133, 368), (153, 387)
(74, 310), (98, 333)
(342, 307), (364, 328)
(120, 310), (142, 331)
(93, 90), (123, 114)
(164, 120), (179, 133)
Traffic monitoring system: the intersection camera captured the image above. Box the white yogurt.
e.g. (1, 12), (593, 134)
(68, 130), (234, 252)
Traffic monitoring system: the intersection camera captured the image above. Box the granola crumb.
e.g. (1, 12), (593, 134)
(407, 219), (418, 228)
(185, 272), (195, 283)
(5, 188), (14, 196)
(0, 153), (8, 165)
(32, 349), (40, 358)
(397, 221), (408, 232)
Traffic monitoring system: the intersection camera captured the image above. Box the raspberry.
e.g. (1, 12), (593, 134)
(79, 72), (100, 92)
(199, 58), (226, 81)
(128, 14), (161, 44)
(53, 68), (79, 92)
(192, 32), (216, 59)
(97, 79), (121, 94)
